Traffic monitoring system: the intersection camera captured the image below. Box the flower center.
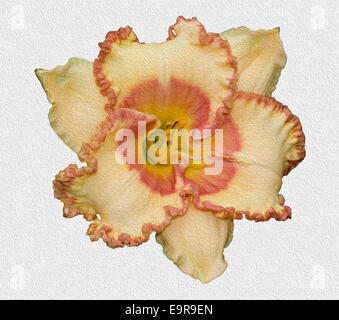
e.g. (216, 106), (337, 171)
(164, 118), (186, 144)
(118, 78), (211, 195)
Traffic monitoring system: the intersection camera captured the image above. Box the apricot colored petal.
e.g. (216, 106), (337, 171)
(54, 109), (188, 247)
(36, 58), (108, 152)
(221, 27), (286, 96)
(188, 92), (305, 221)
(156, 205), (233, 283)
(95, 17), (237, 128)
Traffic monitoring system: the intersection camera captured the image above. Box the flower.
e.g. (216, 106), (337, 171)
(36, 16), (305, 283)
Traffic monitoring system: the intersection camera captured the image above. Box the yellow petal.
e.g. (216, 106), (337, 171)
(156, 205), (233, 283)
(36, 58), (108, 152)
(95, 17), (237, 127)
(187, 92), (305, 221)
(54, 109), (187, 247)
(220, 27), (286, 95)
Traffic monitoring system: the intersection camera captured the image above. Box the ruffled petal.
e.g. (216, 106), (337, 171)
(221, 27), (286, 95)
(53, 108), (189, 247)
(36, 58), (108, 152)
(94, 17), (237, 128)
(186, 92), (305, 221)
(156, 205), (233, 283)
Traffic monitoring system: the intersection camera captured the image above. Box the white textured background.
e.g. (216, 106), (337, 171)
(1, 0), (338, 299)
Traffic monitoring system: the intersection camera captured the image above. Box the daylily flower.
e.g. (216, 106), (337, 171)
(36, 16), (305, 283)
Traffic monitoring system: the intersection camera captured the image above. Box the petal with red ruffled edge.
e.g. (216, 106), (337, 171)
(220, 27), (286, 96)
(156, 205), (233, 283)
(184, 92), (305, 221)
(155, 23), (291, 283)
(94, 17), (237, 128)
(53, 108), (189, 247)
(35, 58), (108, 152)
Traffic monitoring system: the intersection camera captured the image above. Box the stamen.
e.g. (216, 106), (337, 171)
(164, 118), (186, 145)
(165, 121), (173, 129)
(172, 118), (180, 128)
